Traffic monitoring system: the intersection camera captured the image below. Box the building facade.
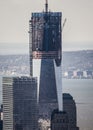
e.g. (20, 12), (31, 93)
(63, 93), (79, 130)
(51, 94), (79, 130)
(29, 1), (63, 116)
(51, 109), (69, 130)
(3, 77), (38, 130)
(0, 104), (3, 130)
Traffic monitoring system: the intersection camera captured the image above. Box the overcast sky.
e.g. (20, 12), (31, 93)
(0, 0), (93, 54)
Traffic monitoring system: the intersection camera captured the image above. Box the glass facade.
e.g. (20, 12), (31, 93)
(3, 77), (38, 130)
(29, 12), (62, 60)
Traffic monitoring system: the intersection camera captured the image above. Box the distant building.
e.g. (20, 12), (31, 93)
(68, 71), (73, 78)
(86, 70), (92, 78)
(0, 120), (3, 130)
(51, 93), (79, 130)
(63, 93), (79, 130)
(77, 71), (83, 78)
(0, 105), (3, 121)
(0, 105), (3, 130)
(83, 71), (87, 78)
(63, 70), (93, 79)
(3, 77), (38, 130)
(73, 71), (77, 78)
(51, 109), (69, 130)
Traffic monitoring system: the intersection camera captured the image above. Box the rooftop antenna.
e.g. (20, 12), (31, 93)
(45, 0), (48, 12)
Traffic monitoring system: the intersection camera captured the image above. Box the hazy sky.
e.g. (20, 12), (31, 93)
(0, 0), (93, 54)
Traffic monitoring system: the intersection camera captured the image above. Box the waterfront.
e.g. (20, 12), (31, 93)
(0, 77), (93, 130)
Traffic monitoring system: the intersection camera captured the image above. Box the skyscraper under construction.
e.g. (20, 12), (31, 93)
(29, 0), (63, 118)
(2, 1), (79, 130)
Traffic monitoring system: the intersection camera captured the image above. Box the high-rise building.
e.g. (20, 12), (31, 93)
(0, 104), (3, 121)
(0, 120), (3, 130)
(51, 93), (79, 130)
(3, 77), (38, 130)
(63, 93), (79, 130)
(0, 105), (3, 130)
(29, 0), (63, 117)
(51, 109), (69, 130)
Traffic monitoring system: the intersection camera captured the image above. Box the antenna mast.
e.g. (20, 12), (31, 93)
(45, 0), (48, 12)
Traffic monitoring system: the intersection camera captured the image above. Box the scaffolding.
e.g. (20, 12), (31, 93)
(29, 12), (62, 60)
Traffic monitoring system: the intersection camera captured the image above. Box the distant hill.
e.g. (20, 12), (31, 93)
(62, 50), (93, 71)
(0, 50), (93, 75)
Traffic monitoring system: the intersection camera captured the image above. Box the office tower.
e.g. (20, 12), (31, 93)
(0, 105), (3, 121)
(63, 93), (79, 130)
(3, 77), (38, 130)
(51, 109), (69, 130)
(0, 105), (3, 130)
(0, 120), (3, 130)
(51, 94), (79, 130)
(29, 0), (63, 117)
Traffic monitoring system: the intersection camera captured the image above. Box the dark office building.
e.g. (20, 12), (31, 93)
(0, 120), (3, 130)
(51, 109), (69, 130)
(63, 93), (79, 130)
(0, 104), (3, 130)
(51, 94), (79, 130)
(3, 77), (38, 130)
(77, 71), (83, 78)
(0, 105), (3, 121)
(86, 70), (92, 77)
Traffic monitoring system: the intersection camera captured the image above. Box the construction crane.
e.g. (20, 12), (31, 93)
(62, 18), (67, 32)
(45, 0), (48, 12)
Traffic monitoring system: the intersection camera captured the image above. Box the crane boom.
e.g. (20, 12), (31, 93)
(62, 18), (67, 31)
(45, 0), (48, 12)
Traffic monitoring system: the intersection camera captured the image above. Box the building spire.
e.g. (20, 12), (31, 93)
(45, 0), (48, 12)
